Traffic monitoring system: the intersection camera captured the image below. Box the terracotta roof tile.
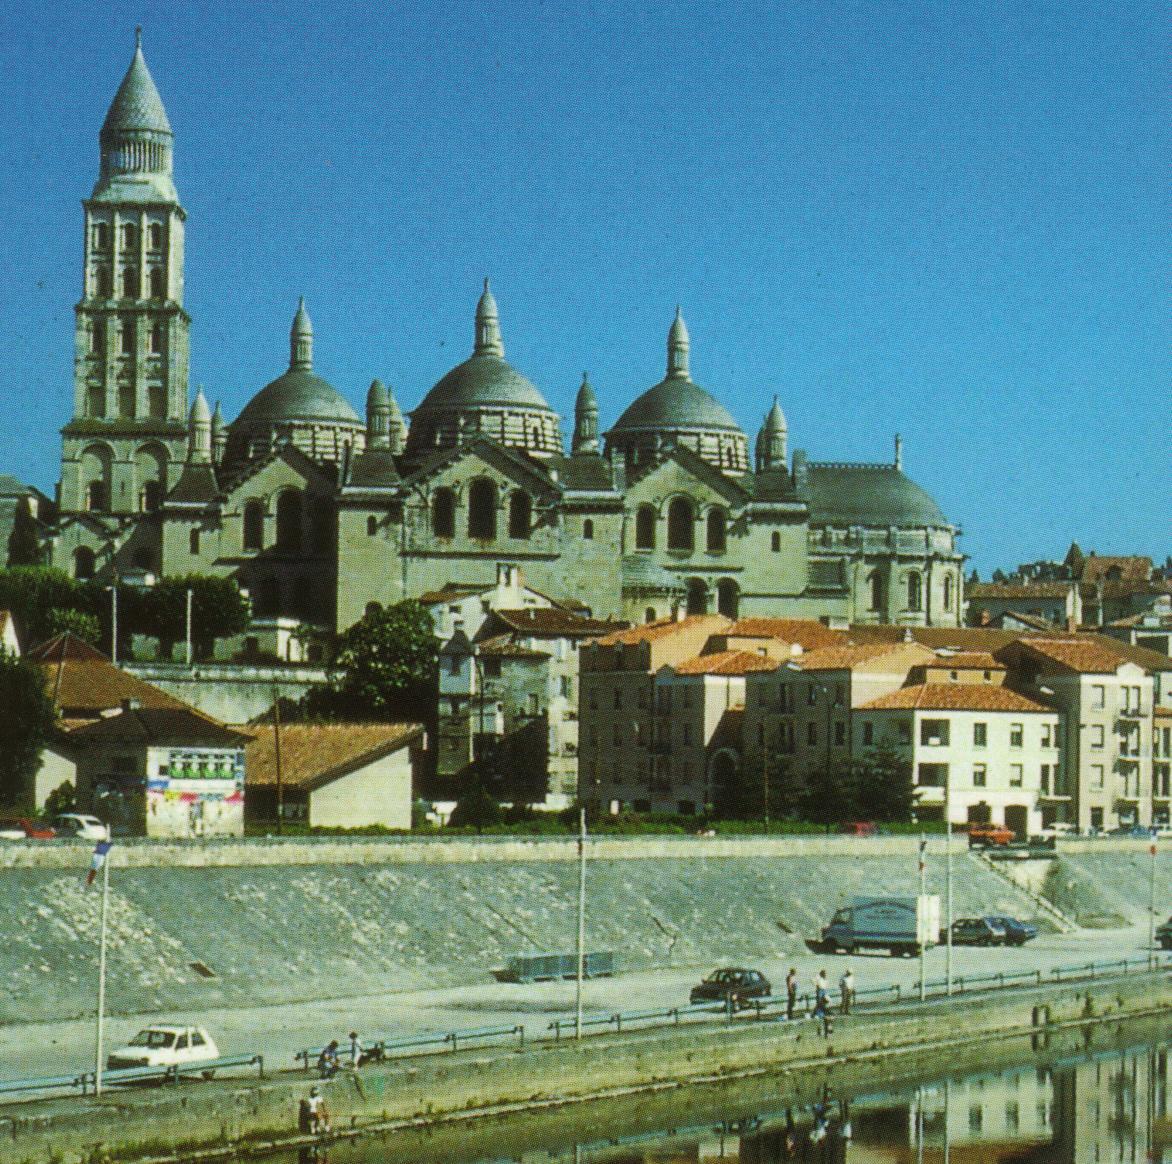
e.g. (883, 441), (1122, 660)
(490, 608), (625, 637)
(1009, 637), (1144, 675)
(724, 618), (844, 649)
(594, 614), (729, 647)
(861, 684), (1052, 713)
(67, 707), (249, 747)
(477, 634), (549, 660)
(672, 650), (779, 676)
(791, 642), (930, 671)
(243, 722), (423, 790)
(1080, 555), (1153, 584)
(922, 651), (1004, 670)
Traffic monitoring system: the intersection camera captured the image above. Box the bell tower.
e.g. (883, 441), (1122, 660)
(60, 29), (190, 517)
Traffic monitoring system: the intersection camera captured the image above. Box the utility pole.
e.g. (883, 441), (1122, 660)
(945, 773), (954, 995)
(109, 581), (119, 666)
(272, 685), (284, 835)
(1149, 832), (1158, 970)
(94, 843), (111, 1096)
(184, 586), (193, 667)
(574, 807), (587, 1039)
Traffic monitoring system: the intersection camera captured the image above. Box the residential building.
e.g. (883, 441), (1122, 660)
(243, 722), (422, 830)
(966, 581), (1080, 629)
(1154, 707), (1171, 827)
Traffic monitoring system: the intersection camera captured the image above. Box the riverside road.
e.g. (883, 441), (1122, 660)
(0, 921), (1159, 1089)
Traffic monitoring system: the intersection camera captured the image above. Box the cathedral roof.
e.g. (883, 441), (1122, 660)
(610, 377), (742, 435)
(233, 368), (361, 428)
(101, 32), (171, 139)
(416, 353), (553, 413)
(804, 463), (949, 528)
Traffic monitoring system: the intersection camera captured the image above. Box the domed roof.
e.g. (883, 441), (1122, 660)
(805, 464), (949, 528)
(416, 353), (553, 413)
(611, 376), (742, 434)
(102, 30), (171, 139)
(234, 369), (361, 428)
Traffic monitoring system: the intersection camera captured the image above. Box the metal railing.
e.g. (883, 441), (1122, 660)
(294, 1024), (526, 1071)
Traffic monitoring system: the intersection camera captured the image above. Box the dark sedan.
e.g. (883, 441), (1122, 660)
(950, 917), (1007, 946)
(689, 968), (771, 1008)
(984, 915), (1038, 945)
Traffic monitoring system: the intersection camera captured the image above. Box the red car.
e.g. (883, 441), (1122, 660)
(0, 818), (56, 840)
(965, 822), (1015, 847)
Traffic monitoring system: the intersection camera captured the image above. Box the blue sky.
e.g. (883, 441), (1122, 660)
(0, 1), (1166, 576)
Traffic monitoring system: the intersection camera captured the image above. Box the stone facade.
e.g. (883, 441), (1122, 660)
(38, 37), (964, 651)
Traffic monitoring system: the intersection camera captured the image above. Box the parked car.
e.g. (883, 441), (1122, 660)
(1037, 822), (1077, 840)
(840, 821), (877, 837)
(689, 968), (771, 1008)
(965, 823), (1015, 848)
(983, 915), (1038, 945)
(106, 1025), (219, 1074)
(52, 813), (109, 840)
(949, 917), (1007, 946)
(0, 818), (56, 841)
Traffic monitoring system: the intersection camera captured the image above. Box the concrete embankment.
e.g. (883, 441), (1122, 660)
(0, 835), (1112, 1024)
(2, 968), (1167, 1164)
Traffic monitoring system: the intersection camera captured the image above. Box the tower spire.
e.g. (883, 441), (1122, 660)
(474, 278), (504, 357)
(188, 387), (212, 464)
(290, 298), (313, 370)
(667, 306), (690, 379)
(572, 372), (600, 455)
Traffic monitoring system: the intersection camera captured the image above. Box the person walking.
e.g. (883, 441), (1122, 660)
(304, 1086), (329, 1134)
(812, 969), (829, 1019)
(785, 968), (799, 1020)
(839, 968), (855, 1015)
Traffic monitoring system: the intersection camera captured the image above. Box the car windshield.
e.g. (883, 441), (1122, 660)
(705, 970), (732, 984)
(128, 1030), (176, 1048)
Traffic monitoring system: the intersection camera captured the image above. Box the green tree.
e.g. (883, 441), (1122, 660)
(801, 760), (862, 825)
(447, 779), (503, 831)
(132, 575), (250, 660)
(305, 600), (437, 722)
(0, 651), (57, 807)
(765, 752), (809, 822)
(6, 497), (41, 567)
(43, 780), (76, 816)
(0, 567), (100, 650)
(44, 608), (101, 645)
(855, 746), (916, 822)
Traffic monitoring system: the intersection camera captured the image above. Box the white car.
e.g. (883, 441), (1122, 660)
(1037, 822), (1078, 839)
(106, 1025), (220, 1073)
(52, 814), (109, 840)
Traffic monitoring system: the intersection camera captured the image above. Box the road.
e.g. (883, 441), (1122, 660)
(0, 923), (1159, 1087)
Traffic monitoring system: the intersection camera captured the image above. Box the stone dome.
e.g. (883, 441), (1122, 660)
(805, 464), (950, 528)
(234, 368), (361, 428)
(416, 353), (552, 413)
(610, 376), (742, 434)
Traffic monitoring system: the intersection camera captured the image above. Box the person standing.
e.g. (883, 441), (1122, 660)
(812, 969), (829, 1018)
(839, 968), (855, 1015)
(348, 1031), (362, 1068)
(785, 968), (799, 1020)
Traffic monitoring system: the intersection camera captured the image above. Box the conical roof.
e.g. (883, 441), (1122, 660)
(101, 32), (171, 139)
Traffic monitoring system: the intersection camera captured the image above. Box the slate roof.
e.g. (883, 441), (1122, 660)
(243, 722), (422, 791)
(804, 463), (949, 528)
(345, 448), (401, 490)
(672, 650), (778, 676)
(67, 706), (248, 748)
(546, 453), (616, 492)
(101, 39), (171, 137)
(860, 684), (1052, 713)
(165, 463), (219, 505)
(413, 353), (553, 412)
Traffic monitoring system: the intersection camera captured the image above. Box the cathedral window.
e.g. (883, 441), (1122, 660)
(189, 527), (201, 555)
(119, 384), (135, 417)
(149, 267), (166, 299)
(243, 501), (264, 551)
(92, 222), (110, 251)
(583, 519), (594, 540)
(140, 481), (162, 511)
(906, 571), (923, 612)
(122, 267), (139, 299)
(85, 481), (107, 512)
(508, 491), (531, 540)
(468, 479), (497, 540)
(90, 320), (105, 353)
(119, 321), (134, 355)
(943, 575), (954, 611)
(635, 505), (656, 550)
(149, 322), (163, 353)
(706, 508), (727, 553)
(667, 498), (694, 552)
(120, 222), (137, 250)
(73, 547), (96, 580)
(771, 531), (781, 552)
(148, 385), (165, 418)
(431, 488), (456, 539)
(147, 223), (163, 250)
(716, 579), (739, 619)
(87, 385), (105, 418)
(685, 578), (708, 616)
(276, 489), (303, 553)
(96, 267), (112, 298)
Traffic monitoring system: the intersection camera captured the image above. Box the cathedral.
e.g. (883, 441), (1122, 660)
(44, 36), (964, 648)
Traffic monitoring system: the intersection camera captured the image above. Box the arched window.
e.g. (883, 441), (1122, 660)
(869, 570), (885, 612)
(243, 500), (264, 551)
(366, 515), (378, 536)
(276, 489), (303, 553)
(120, 321), (134, 354)
(685, 578), (708, 616)
(148, 325), (163, 355)
(432, 488), (456, 538)
(122, 267), (139, 298)
(120, 222), (137, 249)
(942, 575), (954, 611)
(86, 481), (107, 511)
(706, 508), (727, 553)
(96, 266), (112, 298)
(135, 445), (166, 512)
(148, 384), (165, 418)
(716, 579), (739, 619)
(87, 385), (105, 418)
(508, 491), (531, 540)
(81, 445), (112, 512)
(583, 519), (594, 540)
(667, 498), (694, 551)
(149, 267), (166, 299)
(906, 572), (923, 612)
(73, 547), (96, 580)
(771, 531), (781, 552)
(635, 504), (656, 550)
(90, 320), (105, 353)
(119, 383), (135, 418)
(310, 497), (334, 554)
(147, 222), (163, 250)
(189, 527), (200, 555)
(141, 481), (162, 511)
(92, 222), (109, 250)
(468, 479), (497, 540)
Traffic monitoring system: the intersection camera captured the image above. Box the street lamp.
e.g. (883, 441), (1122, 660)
(106, 568), (155, 665)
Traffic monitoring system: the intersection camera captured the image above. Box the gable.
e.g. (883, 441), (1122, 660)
(221, 447), (334, 504)
(623, 451), (748, 511)
(410, 440), (559, 501)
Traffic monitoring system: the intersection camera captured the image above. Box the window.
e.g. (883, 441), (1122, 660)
(73, 546), (96, 580)
(898, 721), (912, 746)
(807, 722), (817, 746)
(468, 479), (497, 540)
(96, 266), (113, 297)
(256, 576), (279, 616)
(92, 222), (109, 250)
(685, 578), (707, 616)
(85, 480), (107, 511)
(921, 719), (950, 746)
(120, 222), (137, 249)
(431, 487), (456, 538)
(148, 324), (163, 355)
(1039, 764), (1053, 794)
(1010, 764), (1023, 787)
(89, 320), (105, 353)
(706, 508), (727, 553)
(862, 722), (874, 746)
(508, 491), (531, 539)
(367, 515), (378, 536)
(834, 684), (845, 707)
(771, 531), (781, 552)
(917, 763), (948, 787)
(189, 527), (200, 555)
(311, 498), (334, 554)
(635, 504), (656, 549)
(868, 570), (885, 611)
(1041, 723), (1054, 748)
(834, 721), (846, 746)
(943, 575), (954, 610)
(645, 607), (655, 623)
(120, 321), (134, 354)
(560, 675), (572, 699)
(1090, 724), (1104, 749)
(149, 267), (166, 299)
(666, 497), (694, 551)
(122, 267), (139, 298)
(973, 763), (987, 787)
(583, 518), (594, 539)
(973, 721), (987, 747)
(807, 686), (818, 707)
(1009, 722), (1023, 748)
(906, 572), (922, 611)
(87, 384), (105, 417)
(147, 222), (163, 249)
(275, 489), (303, 553)
(1090, 764), (1104, 789)
(716, 578), (738, 619)
(1091, 685), (1105, 709)
(243, 500), (264, 550)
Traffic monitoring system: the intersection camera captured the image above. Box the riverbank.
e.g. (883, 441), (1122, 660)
(2, 965), (1166, 1164)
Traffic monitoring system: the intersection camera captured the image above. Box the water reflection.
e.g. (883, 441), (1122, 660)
(248, 1035), (1169, 1164)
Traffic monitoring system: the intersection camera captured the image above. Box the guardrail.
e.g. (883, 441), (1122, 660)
(294, 1024), (526, 1072)
(0, 1054), (264, 1101)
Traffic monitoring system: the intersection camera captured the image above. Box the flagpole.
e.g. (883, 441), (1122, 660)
(95, 847), (110, 1097)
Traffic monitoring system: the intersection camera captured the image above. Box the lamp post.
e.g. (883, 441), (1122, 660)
(575, 807), (587, 1039)
(1149, 831), (1158, 971)
(945, 767), (954, 995)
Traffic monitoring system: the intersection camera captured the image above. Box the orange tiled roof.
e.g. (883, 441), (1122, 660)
(490, 608), (625, 637)
(724, 618), (844, 649)
(861, 684), (1051, 713)
(243, 722), (423, 790)
(673, 650), (779, 676)
(846, 626), (1046, 650)
(1080, 555), (1153, 584)
(1009, 637), (1139, 675)
(1154, 705), (1172, 718)
(791, 642), (929, 671)
(594, 614), (728, 647)
(923, 651), (1004, 670)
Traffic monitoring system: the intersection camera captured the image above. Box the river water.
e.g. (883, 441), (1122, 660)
(239, 1023), (1168, 1163)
